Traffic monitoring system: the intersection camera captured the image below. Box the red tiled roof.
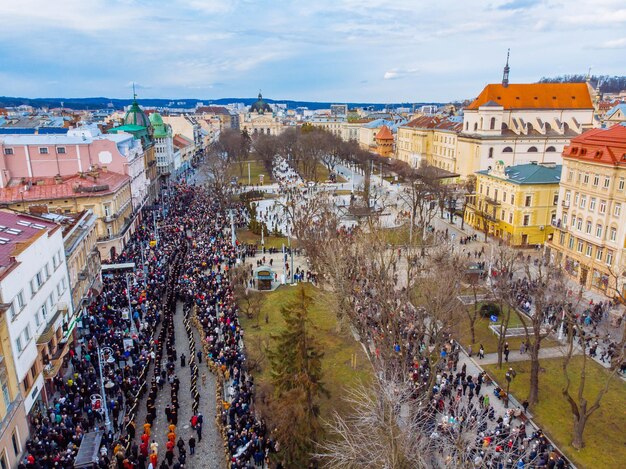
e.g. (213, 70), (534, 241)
(173, 134), (194, 149)
(375, 125), (394, 140)
(563, 125), (626, 166)
(196, 106), (230, 115)
(0, 172), (130, 204)
(466, 83), (594, 110)
(403, 116), (462, 132)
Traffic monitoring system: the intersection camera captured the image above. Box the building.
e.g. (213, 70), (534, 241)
(149, 113), (175, 178)
(42, 210), (101, 333)
(239, 92), (285, 137)
(374, 125), (394, 157)
(0, 211), (73, 422)
(0, 293), (29, 469)
(605, 104), (626, 125)
(0, 171), (132, 260)
(195, 106), (240, 130)
(456, 64), (595, 178)
(548, 125), (626, 297)
(465, 161), (561, 246)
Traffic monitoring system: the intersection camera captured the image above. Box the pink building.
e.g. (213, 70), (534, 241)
(0, 126), (150, 210)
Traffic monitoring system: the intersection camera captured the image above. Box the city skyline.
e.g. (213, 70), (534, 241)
(1, 0), (625, 102)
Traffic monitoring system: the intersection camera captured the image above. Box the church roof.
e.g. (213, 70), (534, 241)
(466, 83), (593, 111)
(123, 99), (151, 128)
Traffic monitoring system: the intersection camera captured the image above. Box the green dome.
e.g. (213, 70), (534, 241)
(124, 99), (150, 128)
(149, 112), (169, 138)
(149, 112), (164, 126)
(250, 92), (272, 114)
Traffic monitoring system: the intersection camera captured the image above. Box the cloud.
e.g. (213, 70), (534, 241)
(597, 37), (626, 48)
(497, 0), (541, 10)
(384, 68), (419, 80)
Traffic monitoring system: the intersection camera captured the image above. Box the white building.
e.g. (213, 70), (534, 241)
(0, 211), (73, 415)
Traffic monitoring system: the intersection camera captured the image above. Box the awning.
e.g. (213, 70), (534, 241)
(73, 431), (103, 468)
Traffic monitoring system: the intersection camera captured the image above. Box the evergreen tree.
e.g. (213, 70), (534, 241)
(268, 286), (327, 465)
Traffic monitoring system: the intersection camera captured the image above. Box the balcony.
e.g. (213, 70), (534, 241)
(42, 340), (69, 379)
(561, 200), (570, 208)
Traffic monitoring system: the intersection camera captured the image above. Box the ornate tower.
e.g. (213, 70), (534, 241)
(502, 49), (510, 88)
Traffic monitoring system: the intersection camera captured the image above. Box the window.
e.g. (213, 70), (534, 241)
(3, 148), (13, 155)
(577, 240), (584, 252)
(619, 178), (625, 191)
(586, 221), (592, 234)
(546, 146), (556, 152)
(502, 146), (513, 153)
(604, 177), (610, 188)
(510, 194), (514, 204)
(596, 247), (603, 261)
(596, 224), (603, 238)
(488, 147), (494, 159)
(600, 200), (607, 214)
(580, 195), (587, 209)
(559, 232), (565, 245)
(8, 303), (16, 320)
(103, 204), (111, 217)
(523, 214), (530, 226)
(583, 173), (589, 184)
(574, 193), (579, 206)
(16, 336), (22, 353)
(490, 117), (496, 130)
(528, 146), (538, 152)
(508, 213), (513, 223)
(593, 174), (599, 186)
(38, 147), (48, 154)
(563, 214), (568, 225)
(614, 203), (621, 217)
(44, 263), (50, 279)
(586, 244), (593, 257)
(16, 290), (25, 310)
(486, 186), (490, 197)
(11, 429), (20, 456)
(24, 325), (31, 342)
(553, 194), (558, 205)
(56, 147), (66, 154)
(568, 170), (573, 182)
(525, 195), (532, 207)
(607, 250), (613, 265)
(571, 215), (576, 228)
(35, 310), (41, 327)
(576, 218), (582, 231)
(610, 227), (617, 242)
(589, 197), (596, 211)
(565, 190), (571, 203)
(41, 302), (48, 320)
(568, 236), (575, 249)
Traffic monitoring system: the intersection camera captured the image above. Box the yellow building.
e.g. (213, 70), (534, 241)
(548, 125), (626, 297)
(0, 306), (29, 469)
(0, 170), (133, 260)
(465, 160), (561, 246)
(395, 116), (461, 170)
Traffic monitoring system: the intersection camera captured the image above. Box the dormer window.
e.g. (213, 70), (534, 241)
(570, 147), (578, 155)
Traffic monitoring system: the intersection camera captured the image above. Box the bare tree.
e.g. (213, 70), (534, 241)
(460, 175), (476, 231)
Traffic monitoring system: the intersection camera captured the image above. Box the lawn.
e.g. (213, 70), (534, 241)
(484, 357), (626, 469)
(295, 161), (347, 183)
(454, 304), (557, 354)
(377, 225), (422, 246)
(228, 160), (273, 185)
(237, 228), (294, 250)
(239, 283), (372, 420)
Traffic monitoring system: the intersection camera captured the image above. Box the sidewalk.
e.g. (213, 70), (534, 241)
(477, 346), (572, 366)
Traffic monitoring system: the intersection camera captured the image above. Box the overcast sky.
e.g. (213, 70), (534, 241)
(1, 0), (624, 102)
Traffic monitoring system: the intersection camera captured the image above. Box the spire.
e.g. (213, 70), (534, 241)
(132, 82), (137, 101)
(258, 89), (262, 100)
(502, 49), (510, 88)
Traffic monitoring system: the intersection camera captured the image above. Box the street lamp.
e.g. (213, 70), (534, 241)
(93, 337), (112, 431)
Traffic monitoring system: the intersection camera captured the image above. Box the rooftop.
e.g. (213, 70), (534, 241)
(0, 171), (130, 204)
(173, 134), (194, 149)
(466, 83), (594, 110)
(563, 124), (626, 166)
(477, 162), (562, 185)
(0, 210), (58, 271)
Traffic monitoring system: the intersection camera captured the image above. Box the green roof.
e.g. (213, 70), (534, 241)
(149, 112), (169, 138)
(124, 99), (151, 127)
(478, 163), (562, 185)
(109, 124), (147, 133)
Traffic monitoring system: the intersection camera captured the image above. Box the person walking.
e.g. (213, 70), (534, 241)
(478, 344), (485, 359)
(180, 353), (186, 367)
(188, 436), (196, 455)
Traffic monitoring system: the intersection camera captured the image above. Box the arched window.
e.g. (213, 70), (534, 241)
(528, 146), (538, 152)
(546, 146), (556, 152)
(490, 117), (496, 130)
(480, 118), (483, 129)
(502, 147), (513, 153)
(465, 122), (469, 130)
(501, 122), (508, 130)
(488, 147), (494, 159)
(474, 123), (478, 131)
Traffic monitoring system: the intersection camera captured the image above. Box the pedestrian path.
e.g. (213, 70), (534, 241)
(478, 346), (572, 366)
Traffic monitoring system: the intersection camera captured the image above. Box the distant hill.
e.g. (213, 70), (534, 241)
(538, 75), (626, 94)
(0, 96), (442, 112)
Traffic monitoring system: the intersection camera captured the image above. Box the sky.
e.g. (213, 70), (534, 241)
(0, 0), (625, 103)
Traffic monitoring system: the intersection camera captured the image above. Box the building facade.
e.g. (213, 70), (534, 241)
(457, 82), (595, 178)
(465, 161), (561, 246)
(0, 211), (72, 420)
(548, 125), (626, 297)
